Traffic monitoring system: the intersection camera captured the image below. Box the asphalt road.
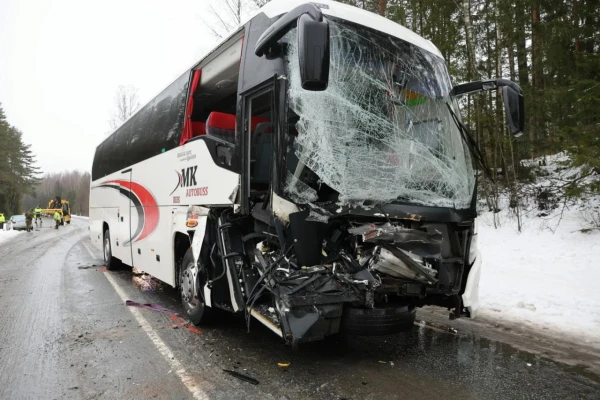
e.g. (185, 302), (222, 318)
(0, 218), (598, 400)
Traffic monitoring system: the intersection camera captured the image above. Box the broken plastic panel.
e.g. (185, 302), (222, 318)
(284, 20), (475, 208)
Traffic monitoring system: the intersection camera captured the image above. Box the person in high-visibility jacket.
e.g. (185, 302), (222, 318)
(0, 213), (5, 231)
(53, 211), (61, 229)
(34, 206), (42, 227)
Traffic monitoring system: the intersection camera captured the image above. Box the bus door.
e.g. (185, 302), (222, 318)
(128, 165), (167, 284)
(116, 168), (133, 267)
(239, 78), (278, 214)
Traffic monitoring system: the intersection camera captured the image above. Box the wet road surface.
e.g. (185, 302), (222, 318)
(0, 218), (598, 399)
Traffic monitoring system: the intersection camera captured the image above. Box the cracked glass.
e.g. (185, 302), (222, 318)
(284, 19), (475, 209)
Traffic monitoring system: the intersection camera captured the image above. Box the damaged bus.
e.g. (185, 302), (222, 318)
(89, 0), (524, 346)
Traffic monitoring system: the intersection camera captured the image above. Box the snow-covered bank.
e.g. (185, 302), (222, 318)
(0, 229), (24, 246)
(477, 153), (600, 346)
(479, 211), (600, 345)
(71, 215), (89, 220)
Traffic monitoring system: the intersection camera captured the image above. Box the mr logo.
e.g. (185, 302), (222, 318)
(169, 166), (197, 195)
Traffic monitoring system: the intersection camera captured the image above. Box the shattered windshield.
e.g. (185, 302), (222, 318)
(284, 19), (475, 209)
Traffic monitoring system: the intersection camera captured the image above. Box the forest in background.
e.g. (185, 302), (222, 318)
(0, 104), (39, 217)
(1, 103), (90, 217)
(22, 171), (91, 217)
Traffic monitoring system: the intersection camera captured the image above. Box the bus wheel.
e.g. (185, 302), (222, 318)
(103, 229), (121, 270)
(180, 248), (211, 325)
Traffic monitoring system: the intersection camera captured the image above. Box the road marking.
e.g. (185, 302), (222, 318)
(82, 241), (210, 400)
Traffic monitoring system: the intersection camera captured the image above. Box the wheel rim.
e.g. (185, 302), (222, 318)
(181, 261), (201, 309)
(104, 236), (110, 262)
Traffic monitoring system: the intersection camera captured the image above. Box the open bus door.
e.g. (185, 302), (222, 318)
(239, 77), (278, 215)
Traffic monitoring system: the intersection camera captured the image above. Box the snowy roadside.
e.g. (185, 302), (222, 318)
(478, 210), (600, 347)
(476, 153), (600, 348)
(71, 215), (89, 220)
(0, 229), (24, 246)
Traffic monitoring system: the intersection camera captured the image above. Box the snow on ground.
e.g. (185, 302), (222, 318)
(0, 229), (24, 246)
(71, 215), (89, 220)
(477, 152), (600, 346)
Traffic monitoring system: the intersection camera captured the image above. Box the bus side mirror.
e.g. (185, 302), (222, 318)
(297, 14), (329, 91)
(502, 85), (525, 137)
(254, 3), (329, 91)
(451, 79), (525, 137)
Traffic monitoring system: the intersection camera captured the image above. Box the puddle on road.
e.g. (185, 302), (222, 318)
(413, 318), (600, 384)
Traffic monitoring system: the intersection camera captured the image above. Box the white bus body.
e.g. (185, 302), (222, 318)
(90, 0), (523, 345)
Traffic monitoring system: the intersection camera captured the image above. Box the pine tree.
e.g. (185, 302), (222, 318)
(0, 104), (41, 216)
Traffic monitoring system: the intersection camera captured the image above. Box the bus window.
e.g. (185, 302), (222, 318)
(247, 91), (273, 194)
(91, 143), (104, 181)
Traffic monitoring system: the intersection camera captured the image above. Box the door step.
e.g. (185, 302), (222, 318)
(248, 306), (282, 337)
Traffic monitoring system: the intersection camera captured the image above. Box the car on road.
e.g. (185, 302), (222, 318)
(10, 215), (26, 231)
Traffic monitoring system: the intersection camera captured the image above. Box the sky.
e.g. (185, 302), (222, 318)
(0, 0), (241, 174)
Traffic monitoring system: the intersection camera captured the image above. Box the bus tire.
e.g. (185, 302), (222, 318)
(103, 229), (121, 270)
(340, 303), (416, 336)
(179, 248), (211, 325)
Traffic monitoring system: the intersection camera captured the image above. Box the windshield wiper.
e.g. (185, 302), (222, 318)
(445, 102), (494, 182)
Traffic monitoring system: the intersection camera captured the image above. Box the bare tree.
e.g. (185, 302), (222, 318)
(109, 85), (140, 132)
(203, 0), (270, 39)
(23, 170), (91, 216)
(251, 0), (270, 7)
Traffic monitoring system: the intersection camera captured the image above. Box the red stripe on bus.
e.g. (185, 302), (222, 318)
(102, 180), (159, 242)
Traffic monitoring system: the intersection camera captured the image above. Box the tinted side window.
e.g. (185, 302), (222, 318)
(133, 72), (189, 163)
(92, 71), (190, 180)
(100, 135), (115, 178)
(112, 122), (131, 172)
(239, 15), (284, 93)
(91, 144), (103, 181)
(128, 101), (153, 168)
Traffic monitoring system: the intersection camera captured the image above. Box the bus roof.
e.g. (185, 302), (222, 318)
(192, 0), (443, 72)
(246, 0), (443, 59)
(96, 0), (443, 152)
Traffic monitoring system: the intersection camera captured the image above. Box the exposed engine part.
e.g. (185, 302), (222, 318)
(213, 202), (471, 346)
(371, 247), (436, 283)
(348, 222), (404, 242)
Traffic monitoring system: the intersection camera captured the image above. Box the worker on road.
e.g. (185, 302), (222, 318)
(34, 206), (42, 227)
(25, 209), (34, 233)
(54, 211), (61, 230)
(0, 213), (5, 231)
